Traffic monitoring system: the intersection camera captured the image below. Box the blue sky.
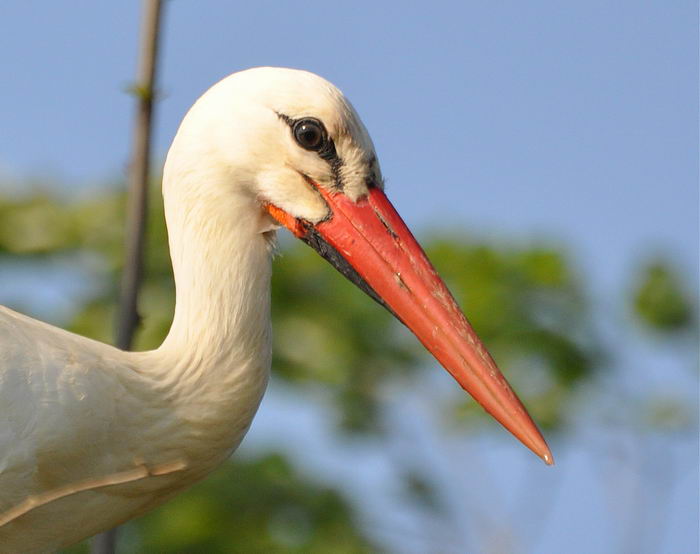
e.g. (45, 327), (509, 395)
(1, 1), (697, 552)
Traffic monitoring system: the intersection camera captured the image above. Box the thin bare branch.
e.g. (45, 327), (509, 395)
(90, 1), (165, 553)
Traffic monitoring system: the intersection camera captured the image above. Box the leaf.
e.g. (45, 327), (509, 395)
(632, 260), (696, 333)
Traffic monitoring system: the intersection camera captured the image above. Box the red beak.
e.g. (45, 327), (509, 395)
(265, 183), (553, 465)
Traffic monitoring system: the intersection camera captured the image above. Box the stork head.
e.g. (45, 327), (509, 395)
(168, 67), (553, 465)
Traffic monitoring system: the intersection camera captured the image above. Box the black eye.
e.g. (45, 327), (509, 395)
(293, 119), (325, 151)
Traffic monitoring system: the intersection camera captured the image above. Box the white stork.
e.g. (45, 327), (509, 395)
(0, 67), (552, 552)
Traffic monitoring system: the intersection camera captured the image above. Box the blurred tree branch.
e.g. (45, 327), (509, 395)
(92, 1), (165, 553)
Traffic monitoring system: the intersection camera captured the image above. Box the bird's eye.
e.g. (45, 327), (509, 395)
(293, 119), (325, 151)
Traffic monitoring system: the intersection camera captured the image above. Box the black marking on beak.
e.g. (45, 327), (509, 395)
(300, 225), (398, 319)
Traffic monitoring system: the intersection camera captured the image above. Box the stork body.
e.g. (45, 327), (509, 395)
(0, 303), (267, 550)
(0, 68), (551, 552)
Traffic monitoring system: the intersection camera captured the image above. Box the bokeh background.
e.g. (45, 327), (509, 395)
(1, 1), (697, 552)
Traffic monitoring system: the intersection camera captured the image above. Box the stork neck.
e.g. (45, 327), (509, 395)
(157, 164), (273, 380)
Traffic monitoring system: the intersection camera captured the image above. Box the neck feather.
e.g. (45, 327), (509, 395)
(156, 160), (274, 391)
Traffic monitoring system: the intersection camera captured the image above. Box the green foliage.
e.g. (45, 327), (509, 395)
(632, 259), (696, 333)
(130, 453), (372, 553)
(64, 454), (372, 554)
